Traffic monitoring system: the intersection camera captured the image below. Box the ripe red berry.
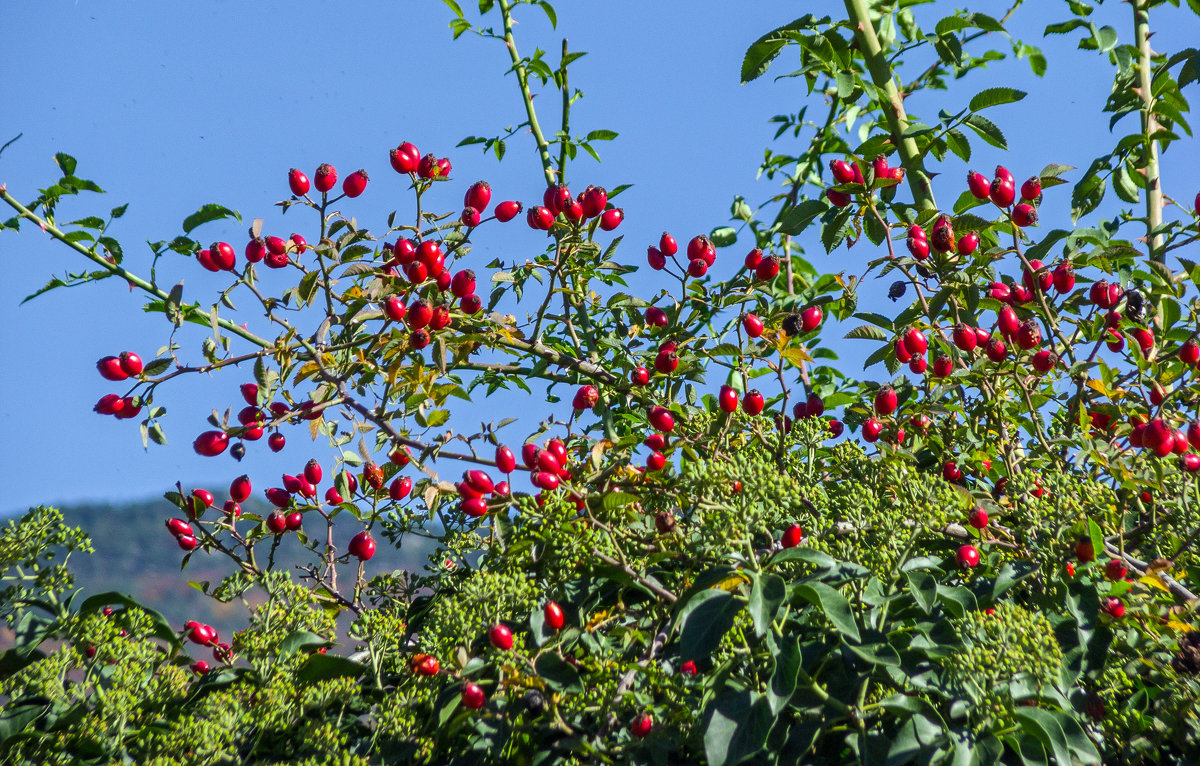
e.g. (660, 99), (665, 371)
(646, 451), (667, 472)
(599, 208), (624, 231)
(781, 524), (803, 548)
(687, 259), (709, 278)
(909, 356), (927, 374)
(193, 431), (229, 457)
(348, 531), (376, 561)
(1102, 597), (1125, 619)
(744, 248), (763, 270)
(659, 232), (678, 257)
(1075, 539), (1095, 563)
(631, 367), (650, 386)
(932, 355), (953, 377)
(874, 386), (898, 416)
(930, 216), (955, 254)
(1020, 176), (1042, 202)
(902, 328), (927, 357)
(718, 385), (739, 413)
(985, 337), (1007, 362)
(267, 432), (286, 453)
(1031, 350), (1057, 373)
(630, 714), (653, 739)
(411, 653), (440, 676)
(495, 446), (517, 474)
(906, 234), (930, 260)
(1012, 203), (1037, 227)
(967, 171), (991, 199)
(97, 356), (129, 381)
(244, 237), (266, 263)
(968, 507), (989, 529)
(742, 314), (764, 338)
(1016, 320), (1042, 350)
(461, 683), (486, 710)
(861, 418), (883, 443)
(405, 299), (433, 330)
(686, 235), (716, 266)
(342, 169), (368, 198)
(952, 324), (978, 352)
(800, 306), (822, 333)
(989, 177), (1016, 207)
(654, 350), (679, 374)
(118, 351), (143, 377)
(956, 544), (980, 568)
(830, 159), (856, 184)
(755, 256), (781, 280)
(464, 181), (492, 213)
(544, 601), (565, 630)
(1104, 558), (1127, 581)
(742, 389), (765, 416)
(492, 200), (523, 223)
(579, 186), (608, 218)
(266, 511), (288, 534)
(527, 206), (555, 230)
(314, 163), (337, 193)
(649, 406), (676, 433)
(1052, 263), (1075, 293)
(956, 231), (979, 256)
(288, 168), (310, 196)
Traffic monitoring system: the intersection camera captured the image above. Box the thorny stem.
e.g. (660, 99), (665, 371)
(498, 0), (557, 187)
(1133, 0), (1164, 263)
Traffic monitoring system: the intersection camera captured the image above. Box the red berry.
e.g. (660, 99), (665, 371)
(743, 314), (764, 338)
(486, 622), (513, 650)
(288, 168), (310, 196)
(754, 256), (781, 280)
(1052, 263), (1075, 293)
(654, 350), (679, 375)
(742, 390), (765, 416)
(494, 200), (522, 222)
(902, 328), (927, 356)
(989, 178), (1016, 207)
(687, 259), (708, 278)
(314, 163), (337, 193)
(599, 208), (624, 231)
(967, 171), (991, 199)
(268, 433), (286, 453)
(781, 524), (803, 548)
(1020, 176), (1042, 202)
(1031, 350), (1057, 373)
(861, 418), (883, 443)
(956, 232), (979, 256)
(631, 367), (650, 386)
(193, 431), (229, 457)
(389, 476), (413, 501)
(464, 181), (492, 213)
(649, 406), (676, 433)
(1012, 203), (1037, 227)
(579, 186), (608, 218)
(659, 232), (678, 257)
(97, 356), (128, 381)
(646, 451), (667, 471)
(718, 385), (739, 413)
(167, 518), (193, 537)
(1105, 558), (1128, 581)
(348, 531), (376, 561)
(630, 714), (653, 739)
(1102, 597), (1125, 619)
(1016, 321), (1042, 350)
(1075, 540), (1095, 563)
(411, 653), (440, 676)
(933, 355), (953, 377)
(1181, 340), (1200, 364)
(800, 306), (822, 333)
(874, 386), (898, 416)
(953, 324), (978, 352)
(686, 235), (716, 266)
(118, 351), (143, 377)
(968, 507), (989, 529)
(956, 544), (980, 568)
(544, 601), (565, 630)
(285, 512), (303, 531)
(495, 446), (517, 474)
(461, 682), (486, 710)
(527, 206), (555, 230)
(830, 159), (856, 184)
(543, 185), (572, 215)
(986, 337), (1007, 362)
(646, 246), (666, 270)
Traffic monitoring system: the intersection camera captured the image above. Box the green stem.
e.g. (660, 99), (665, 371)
(0, 187), (271, 349)
(1133, 1), (1164, 263)
(498, 0), (556, 187)
(558, 38), (571, 183)
(842, 0), (936, 210)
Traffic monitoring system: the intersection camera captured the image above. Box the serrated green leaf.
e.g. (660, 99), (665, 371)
(182, 204), (240, 235)
(968, 87), (1027, 112)
(845, 324), (887, 341)
(962, 114), (1007, 149)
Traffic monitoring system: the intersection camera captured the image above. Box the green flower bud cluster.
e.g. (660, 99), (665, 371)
(941, 602), (1063, 728)
(235, 571), (336, 659)
(421, 567), (539, 658)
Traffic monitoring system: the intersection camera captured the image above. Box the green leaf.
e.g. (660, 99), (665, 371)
(440, 0), (463, 17)
(935, 584), (977, 618)
(709, 226), (737, 247)
(601, 491), (638, 511)
(1013, 709), (1077, 766)
(793, 582), (860, 642)
(945, 128), (971, 162)
(534, 653), (584, 693)
(674, 589), (745, 662)
(767, 635), (800, 715)
(182, 204), (241, 235)
(905, 570), (937, 614)
(821, 206), (855, 253)
(968, 87), (1027, 112)
(962, 114), (1008, 149)
(585, 129), (618, 141)
(295, 653), (364, 683)
(54, 152), (78, 177)
(778, 199), (827, 236)
(703, 690), (773, 766)
(537, 1), (556, 28)
(845, 324), (887, 341)
(280, 630), (330, 656)
(748, 573), (786, 638)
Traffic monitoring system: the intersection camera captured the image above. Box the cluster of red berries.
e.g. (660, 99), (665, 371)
(236, 232), (310, 272)
(388, 141), (452, 181)
(94, 351), (144, 419)
(182, 619), (234, 674)
(193, 382), (325, 458)
(289, 163), (373, 199)
(826, 155), (905, 208)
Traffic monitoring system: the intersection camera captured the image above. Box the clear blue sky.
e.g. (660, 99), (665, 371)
(2, 1), (1198, 514)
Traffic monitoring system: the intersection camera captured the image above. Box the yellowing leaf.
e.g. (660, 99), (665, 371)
(586, 609), (610, 632)
(1166, 620), (1197, 633)
(780, 347), (813, 366)
(713, 573), (750, 591)
(1085, 378), (1108, 397)
(1140, 573), (1171, 593)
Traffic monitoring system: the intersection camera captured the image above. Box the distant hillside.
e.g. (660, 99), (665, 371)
(21, 498), (438, 644)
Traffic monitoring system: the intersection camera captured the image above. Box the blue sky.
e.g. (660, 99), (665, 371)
(2, 1), (1198, 514)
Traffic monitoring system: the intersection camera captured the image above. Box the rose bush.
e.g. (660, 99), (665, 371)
(3, 1), (1200, 763)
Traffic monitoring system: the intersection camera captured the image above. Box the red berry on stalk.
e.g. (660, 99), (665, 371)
(998, 305), (1020, 337)
(744, 249), (763, 270)
(659, 232), (678, 257)
(1022, 259), (1052, 292)
(989, 178), (1016, 207)
(1075, 540), (1095, 563)
(118, 351), (143, 377)
(348, 531), (376, 561)
(943, 462), (963, 482)
(461, 683), (486, 710)
(956, 232), (979, 256)
(902, 328), (927, 356)
(389, 476), (413, 501)
(97, 356), (129, 381)
(285, 512), (303, 531)
(1020, 176), (1042, 202)
(654, 350), (679, 374)
(742, 389), (765, 416)
(826, 188), (851, 207)
(244, 237), (266, 263)
(781, 524), (803, 548)
(342, 169), (368, 198)
(956, 544), (980, 568)
(1105, 558), (1127, 581)
(800, 306), (822, 333)
(687, 259), (708, 278)
(544, 601), (565, 630)
(862, 418), (883, 443)
(1016, 320), (1042, 350)
(874, 386), (898, 416)
(755, 256), (781, 280)
(383, 296), (406, 323)
(266, 511), (288, 534)
(288, 168), (310, 196)
(648, 406), (676, 433)
(630, 714), (653, 739)
(599, 208), (624, 231)
(268, 433), (286, 453)
(1012, 203), (1038, 227)
(646, 451), (667, 471)
(543, 184), (571, 215)
(406, 300), (433, 330)
(909, 356), (928, 374)
(193, 431), (229, 457)
(718, 385), (739, 413)
(931, 216), (955, 253)
(1032, 350), (1057, 373)
(631, 367), (650, 386)
(464, 181), (492, 213)
(314, 163), (337, 193)
(494, 200), (522, 223)
(1053, 263), (1075, 293)
(933, 355), (953, 377)
(968, 507), (989, 529)
(687, 235), (716, 266)
(985, 337), (1007, 362)
(579, 186), (607, 218)
(1131, 328), (1154, 356)
(527, 206), (554, 230)
(646, 246), (666, 270)
(953, 324), (978, 352)
(966, 171), (991, 200)
(742, 314), (764, 338)
(830, 159), (856, 184)
(906, 234), (930, 260)
(324, 487), (343, 505)
(1102, 597), (1125, 619)
(230, 475), (252, 503)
